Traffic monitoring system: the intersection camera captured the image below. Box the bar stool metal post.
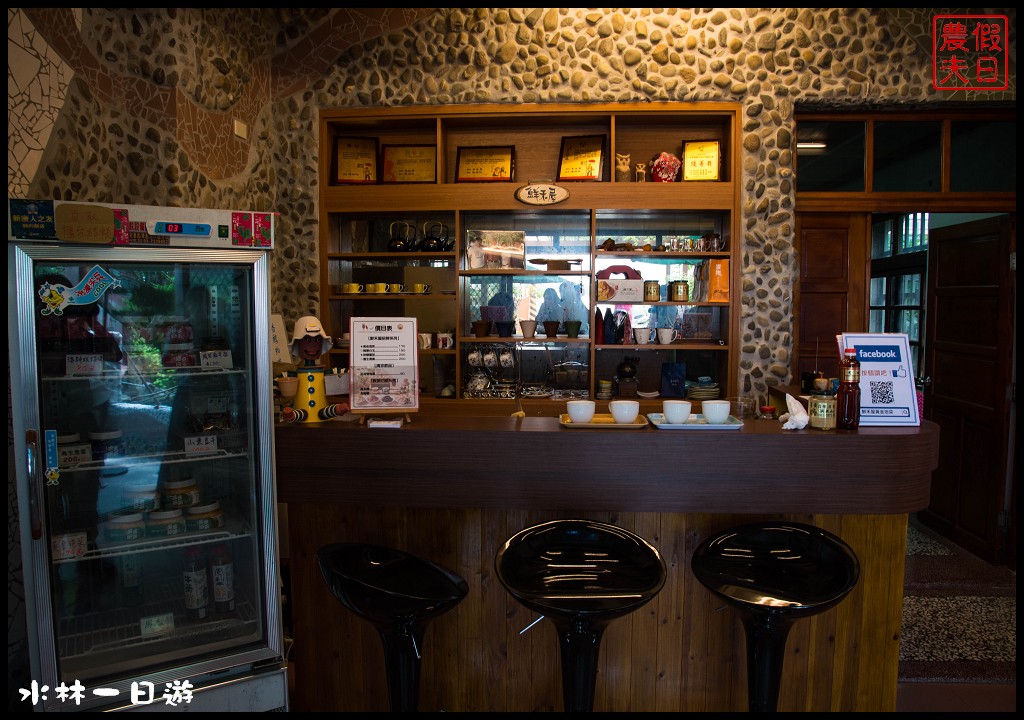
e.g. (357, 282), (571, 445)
(495, 519), (667, 712)
(690, 521), (860, 712)
(316, 543), (469, 712)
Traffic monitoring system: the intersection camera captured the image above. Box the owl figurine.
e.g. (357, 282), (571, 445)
(615, 152), (632, 182)
(634, 162), (647, 182)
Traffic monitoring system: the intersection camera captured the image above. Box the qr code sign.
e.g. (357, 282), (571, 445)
(869, 380), (895, 405)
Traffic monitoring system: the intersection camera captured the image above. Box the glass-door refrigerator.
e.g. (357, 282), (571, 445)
(8, 199), (287, 711)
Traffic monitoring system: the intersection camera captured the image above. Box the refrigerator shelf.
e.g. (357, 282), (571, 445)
(58, 579), (260, 672)
(57, 448), (251, 474)
(44, 366), (248, 383)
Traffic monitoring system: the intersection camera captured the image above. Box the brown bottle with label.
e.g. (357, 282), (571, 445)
(210, 543), (236, 614)
(836, 347), (861, 430)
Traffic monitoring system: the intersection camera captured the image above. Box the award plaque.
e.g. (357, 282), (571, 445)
(455, 146), (515, 183)
(381, 144), (437, 184)
(682, 140), (722, 181)
(333, 137), (379, 184)
(558, 135), (606, 181)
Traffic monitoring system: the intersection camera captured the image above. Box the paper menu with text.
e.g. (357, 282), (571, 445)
(349, 317), (419, 413)
(838, 332), (920, 426)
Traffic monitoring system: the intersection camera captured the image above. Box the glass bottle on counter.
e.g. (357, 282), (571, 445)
(836, 347), (861, 430)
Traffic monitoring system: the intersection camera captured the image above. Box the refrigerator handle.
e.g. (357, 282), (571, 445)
(25, 429), (42, 540)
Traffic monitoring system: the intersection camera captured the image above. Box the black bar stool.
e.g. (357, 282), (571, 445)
(690, 521), (860, 712)
(316, 543), (468, 712)
(495, 519), (667, 712)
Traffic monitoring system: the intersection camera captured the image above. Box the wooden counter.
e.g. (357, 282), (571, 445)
(276, 417), (939, 712)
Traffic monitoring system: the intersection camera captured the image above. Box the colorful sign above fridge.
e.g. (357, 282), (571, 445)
(8, 198), (276, 248)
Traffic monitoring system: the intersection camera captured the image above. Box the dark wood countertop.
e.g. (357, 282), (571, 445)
(274, 415), (939, 514)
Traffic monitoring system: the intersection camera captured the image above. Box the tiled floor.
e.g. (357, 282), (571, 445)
(896, 681), (1016, 712)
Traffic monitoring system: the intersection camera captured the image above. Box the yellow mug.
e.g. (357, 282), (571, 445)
(411, 283), (431, 294)
(367, 283), (390, 294)
(341, 283), (363, 294)
(388, 283), (406, 294)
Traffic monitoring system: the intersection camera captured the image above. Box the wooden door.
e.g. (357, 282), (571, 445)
(794, 213), (870, 381)
(919, 215), (1015, 566)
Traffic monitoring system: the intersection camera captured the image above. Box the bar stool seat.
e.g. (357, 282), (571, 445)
(691, 521), (860, 712)
(317, 543), (468, 712)
(495, 519), (666, 711)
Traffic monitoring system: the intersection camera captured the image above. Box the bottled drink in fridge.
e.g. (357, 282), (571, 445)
(836, 347), (861, 430)
(183, 547), (209, 620)
(210, 544), (236, 614)
(121, 554), (143, 606)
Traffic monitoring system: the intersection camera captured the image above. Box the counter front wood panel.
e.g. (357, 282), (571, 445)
(276, 418), (939, 712)
(276, 417), (938, 513)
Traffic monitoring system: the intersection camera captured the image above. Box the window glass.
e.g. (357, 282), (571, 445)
(869, 277), (887, 306)
(870, 218), (893, 259)
(896, 273), (922, 306)
(894, 308), (921, 341)
(873, 122), (941, 192)
(796, 121), (865, 191)
(869, 309), (886, 333)
(951, 121), (1016, 192)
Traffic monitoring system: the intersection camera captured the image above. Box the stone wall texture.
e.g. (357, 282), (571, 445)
(5, 7), (1016, 698)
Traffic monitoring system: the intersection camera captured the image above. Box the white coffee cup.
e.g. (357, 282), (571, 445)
(566, 399), (596, 424)
(436, 332), (454, 349)
(663, 400), (692, 424)
(417, 333), (432, 349)
(633, 327), (653, 345)
(657, 328), (678, 344)
(608, 400), (640, 424)
(701, 399), (731, 424)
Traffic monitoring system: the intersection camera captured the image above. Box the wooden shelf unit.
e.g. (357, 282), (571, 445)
(318, 101), (741, 401)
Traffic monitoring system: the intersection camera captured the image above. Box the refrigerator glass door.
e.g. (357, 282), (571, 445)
(12, 245), (281, 709)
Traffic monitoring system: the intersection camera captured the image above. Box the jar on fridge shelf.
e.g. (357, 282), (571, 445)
(161, 477), (200, 509)
(104, 512), (146, 543)
(186, 501), (225, 533)
(146, 509), (185, 538)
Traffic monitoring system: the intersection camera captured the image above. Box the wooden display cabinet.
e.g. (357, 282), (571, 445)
(318, 102), (741, 405)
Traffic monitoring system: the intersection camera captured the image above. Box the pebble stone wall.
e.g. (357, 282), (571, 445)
(12, 7), (1014, 403)
(5, 6), (1017, 703)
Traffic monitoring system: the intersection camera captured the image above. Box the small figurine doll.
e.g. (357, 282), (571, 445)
(615, 152), (632, 182)
(280, 315), (349, 423)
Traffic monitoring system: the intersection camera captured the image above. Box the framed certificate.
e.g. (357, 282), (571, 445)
(455, 146), (515, 183)
(558, 135), (606, 181)
(333, 136), (378, 184)
(381, 144), (437, 184)
(682, 140), (721, 181)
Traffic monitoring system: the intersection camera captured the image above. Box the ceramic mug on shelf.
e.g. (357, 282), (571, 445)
(657, 328), (678, 344)
(633, 327), (653, 345)
(418, 333), (433, 349)
(388, 283), (406, 294)
(341, 283), (364, 294)
(411, 283), (431, 294)
(436, 332), (454, 349)
(367, 283), (390, 294)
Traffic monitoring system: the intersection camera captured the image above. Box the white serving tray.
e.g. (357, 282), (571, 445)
(648, 413), (743, 430)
